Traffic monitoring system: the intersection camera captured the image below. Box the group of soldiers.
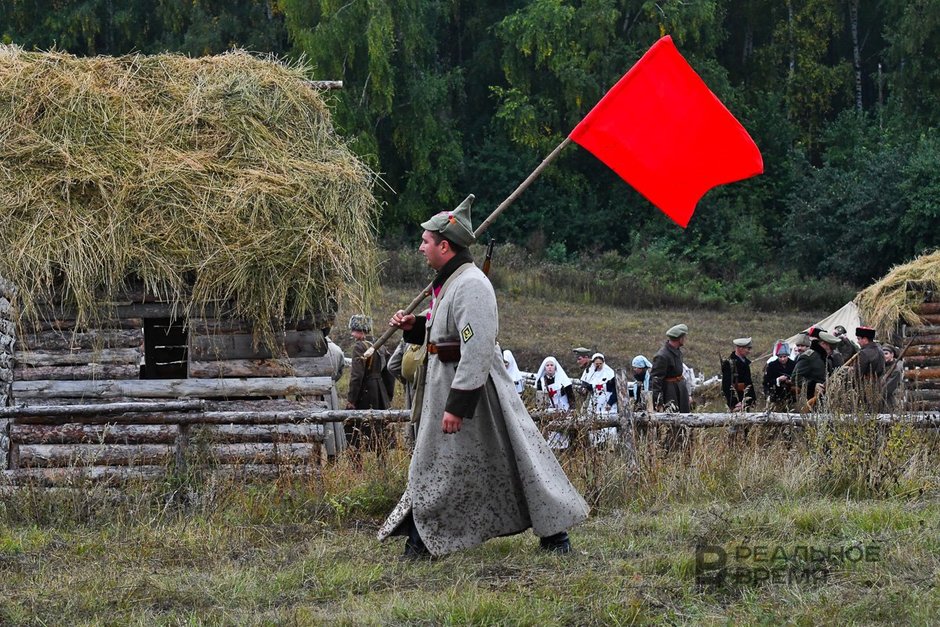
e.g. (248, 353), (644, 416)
(529, 321), (905, 418)
(711, 324), (904, 414)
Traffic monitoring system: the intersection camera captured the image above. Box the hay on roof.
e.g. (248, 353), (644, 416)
(855, 250), (940, 335)
(0, 45), (378, 347)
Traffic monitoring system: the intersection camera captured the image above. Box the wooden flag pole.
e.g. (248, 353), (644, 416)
(364, 137), (572, 358)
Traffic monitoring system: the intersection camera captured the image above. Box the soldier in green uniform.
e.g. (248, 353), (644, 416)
(650, 324), (690, 412)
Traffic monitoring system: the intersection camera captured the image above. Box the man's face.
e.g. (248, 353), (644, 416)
(735, 345), (751, 358)
(673, 335), (686, 348)
(350, 329), (365, 341)
(883, 349), (894, 363)
(576, 355), (590, 368)
(794, 344), (807, 355)
(858, 337), (870, 347)
(419, 230), (448, 270)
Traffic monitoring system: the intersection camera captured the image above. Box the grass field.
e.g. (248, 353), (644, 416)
(2, 286), (939, 625)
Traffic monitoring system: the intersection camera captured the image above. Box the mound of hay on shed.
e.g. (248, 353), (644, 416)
(0, 45), (378, 346)
(855, 249), (940, 335)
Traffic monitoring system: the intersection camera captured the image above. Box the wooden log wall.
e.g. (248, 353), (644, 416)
(4, 287), (343, 477)
(0, 276), (17, 472)
(902, 294), (940, 410)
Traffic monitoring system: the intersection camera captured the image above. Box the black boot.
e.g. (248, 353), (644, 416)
(539, 531), (571, 554)
(402, 515), (431, 560)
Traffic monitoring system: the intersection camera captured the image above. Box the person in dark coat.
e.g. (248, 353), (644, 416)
(792, 331), (840, 404)
(722, 337), (756, 412)
(855, 326), (886, 409)
(881, 344), (904, 411)
(833, 325), (859, 362)
(763, 341), (797, 411)
(345, 314), (396, 453)
(650, 324), (690, 412)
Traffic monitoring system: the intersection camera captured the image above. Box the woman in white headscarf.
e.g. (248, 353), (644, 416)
(580, 353), (617, 414)
(630, 355), (653, 406)
(502, 349), (525, 394)
(535, 356), (574, 411)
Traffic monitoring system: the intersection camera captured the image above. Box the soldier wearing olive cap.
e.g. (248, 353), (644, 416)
(650, 324), (691, 412)
(379, 194), (588, 559)
(722, 337), (756, 412)
(792, 330), (840, 401)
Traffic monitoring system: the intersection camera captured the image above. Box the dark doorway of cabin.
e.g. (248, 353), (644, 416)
(141, 318), (189, 379)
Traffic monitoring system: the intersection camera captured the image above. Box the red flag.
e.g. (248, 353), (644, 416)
(569, 36), (763, 228)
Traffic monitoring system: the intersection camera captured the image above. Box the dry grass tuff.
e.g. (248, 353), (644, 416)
(0, 45), (379, 346)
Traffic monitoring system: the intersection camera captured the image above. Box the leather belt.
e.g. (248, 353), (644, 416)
(427, 341), (461, 363)
(664, 375), (684, 383)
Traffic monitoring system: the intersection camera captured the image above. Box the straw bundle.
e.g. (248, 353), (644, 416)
(0, 45), (378, 346)
(855, 249), (940, 335)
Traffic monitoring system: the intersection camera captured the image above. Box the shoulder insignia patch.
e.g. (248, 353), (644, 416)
(461, 324), (474, 343)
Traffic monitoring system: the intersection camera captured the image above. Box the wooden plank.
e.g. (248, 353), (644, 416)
(903, 356), (940, 367)
(17, 443), (173, 467)
(18, 329), (144, 351)
(1, 401), (205, 417)
(906, 390), (940, 402)
(904, 325), (940, 338)
(13, 364), (141, 381)
(189, 330), (326, 360)
(11, 376), (333, 400)
(916, 314), (940, 326)
(905, 344), (940, 356)
(902, 335), (940, 346)
(188, 356), (336, 378)
(197, 424), (325, 444)
(9, 423), (178, 445)
(10, 407), (406, 426)
(21, 317), (144, 333)
(913, 302), (940, 315)
(2, 465), (168, 485)
(905, 368), (940, 381)
(208, 443), (319, 465)
(14, 348), (141, 367)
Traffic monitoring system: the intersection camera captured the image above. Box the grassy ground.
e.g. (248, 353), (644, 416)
(1, 434), (938, 625)
(3, 286), (938, 625)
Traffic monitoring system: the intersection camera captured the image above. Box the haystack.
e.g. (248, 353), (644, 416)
(0, 45), (378, 346)
(855, 250), (940, 336)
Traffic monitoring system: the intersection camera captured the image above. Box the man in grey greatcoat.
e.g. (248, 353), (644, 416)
(650, 324), (691, 412)
(378, 195), (589, 559)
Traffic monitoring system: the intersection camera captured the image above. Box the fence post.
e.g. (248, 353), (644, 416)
(175, 423), (190, 476)
(615, 369), (637, 468)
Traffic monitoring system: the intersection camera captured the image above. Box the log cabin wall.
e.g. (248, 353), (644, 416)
(899, 284), (940, 411)
(5, 293), (344, 481)
(0, 276), (16, 469)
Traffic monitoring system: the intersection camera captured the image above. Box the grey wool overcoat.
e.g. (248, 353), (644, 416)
(378, 262), (589, 556)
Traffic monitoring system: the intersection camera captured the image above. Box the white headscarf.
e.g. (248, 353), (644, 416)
(502, 349), (523, 382)
(582, 353), (616, 384)
(535, 356), (572, 387)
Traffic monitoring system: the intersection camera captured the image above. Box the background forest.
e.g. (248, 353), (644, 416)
(3, 0), (940, 304)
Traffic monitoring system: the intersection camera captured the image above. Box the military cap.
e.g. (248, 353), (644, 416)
(666, 324), (688, 339)
(855, 326), (876, 341)
(818, 330), (841, 345)
(348, 314), (372, 332)
(573, 347), (592, 357)
(732, 337), (752, 347)
(420, 194), (476, 247)
(794, 333), (811, 347)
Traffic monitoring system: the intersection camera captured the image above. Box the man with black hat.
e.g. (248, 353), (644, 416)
(721, 337), (756, 412)
(378, 195), (589, 559)
(650, 324), (691, 412)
